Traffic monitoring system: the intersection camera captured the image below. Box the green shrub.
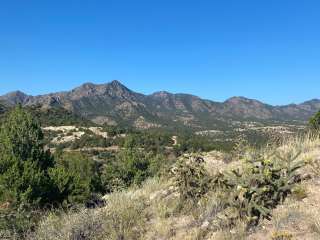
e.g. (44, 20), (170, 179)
(49, 166), (90, 205)
(49, 152), (103, 205)
(70, 134), (112, 149)
(121, 131), (173, 153)
(101, 136), (168, 193)
(102, 148), (156, 192)
(309, 111), (320, 131)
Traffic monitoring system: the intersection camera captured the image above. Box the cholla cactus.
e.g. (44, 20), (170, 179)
(174, 154), (211, 205)
(214, 150), (304, 226)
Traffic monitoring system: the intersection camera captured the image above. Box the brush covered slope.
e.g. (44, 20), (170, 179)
(29, 133), (320, 240)
(1, 105), (320, 240)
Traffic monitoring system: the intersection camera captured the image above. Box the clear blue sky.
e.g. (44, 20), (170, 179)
(1, 0), (319, 105)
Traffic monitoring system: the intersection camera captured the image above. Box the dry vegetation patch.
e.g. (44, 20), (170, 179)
(31, 134), (320, 240)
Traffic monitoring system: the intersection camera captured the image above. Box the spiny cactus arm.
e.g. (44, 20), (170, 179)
(252, 202), (270, 217)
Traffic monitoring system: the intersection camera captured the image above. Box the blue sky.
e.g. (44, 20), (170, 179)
(0, 0), (319, 105)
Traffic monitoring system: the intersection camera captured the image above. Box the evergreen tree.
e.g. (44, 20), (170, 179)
(0, 105), (54, 208)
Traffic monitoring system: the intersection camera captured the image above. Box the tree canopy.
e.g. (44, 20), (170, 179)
(0, 106), (54, 207)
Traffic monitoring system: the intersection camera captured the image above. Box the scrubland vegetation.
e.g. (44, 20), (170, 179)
(1, 106), (320, 239)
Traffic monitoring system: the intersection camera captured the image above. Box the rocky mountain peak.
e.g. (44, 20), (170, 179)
(109, 80), (124, 88)
(106, 80), (132, 93)
(0, 90), (30, 105)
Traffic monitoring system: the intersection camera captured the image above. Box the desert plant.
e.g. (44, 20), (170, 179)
(212, 150), (304, 227)
(308, 157), (320, 176)
(33, 207), (105, 240)
(231, 134), (251, 160)
(0, 208), (42, 240)
(103, 192), (147, 240)
(174, 155), (211, 206)
(34, 192), (147, 240)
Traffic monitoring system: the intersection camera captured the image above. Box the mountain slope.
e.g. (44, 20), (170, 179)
(0, 80), (319, 129)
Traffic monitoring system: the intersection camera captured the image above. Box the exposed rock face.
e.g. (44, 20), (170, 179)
(0, 80), (319, 129)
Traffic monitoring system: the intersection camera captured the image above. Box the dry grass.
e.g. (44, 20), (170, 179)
(102, 192), (148, 240)
(33, 190), (149, 240)
(33, 208), (105, 240)
(32, 133), (320, 240)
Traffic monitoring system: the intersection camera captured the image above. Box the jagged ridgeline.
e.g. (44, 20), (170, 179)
(0, 80), (319, 130)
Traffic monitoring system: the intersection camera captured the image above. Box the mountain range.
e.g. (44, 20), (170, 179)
(1, 80), (319, 130)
